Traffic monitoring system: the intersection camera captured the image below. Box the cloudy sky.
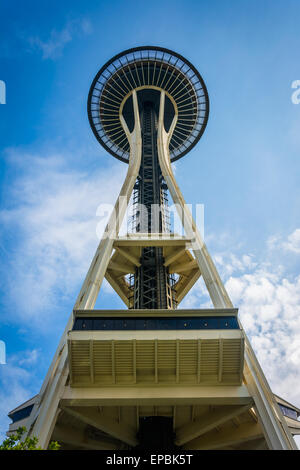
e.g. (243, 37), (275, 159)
(0, 0), (300, 447)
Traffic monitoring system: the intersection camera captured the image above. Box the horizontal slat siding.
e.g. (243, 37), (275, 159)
(69, 335), (244, 386)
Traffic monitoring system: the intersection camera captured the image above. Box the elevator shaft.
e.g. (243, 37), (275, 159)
(132, 102), (175, 309)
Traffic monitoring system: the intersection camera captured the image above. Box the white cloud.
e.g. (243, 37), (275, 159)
(27, 18), (93, 60)
(214, 252), (257, 277)
(283, 229), (300, 254)
(267, 228), (300, 255)
(0, 150), (126, 329)
(18, 349), (40, 367)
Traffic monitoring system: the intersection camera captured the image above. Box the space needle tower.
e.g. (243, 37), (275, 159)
(7, 47), (299, 450)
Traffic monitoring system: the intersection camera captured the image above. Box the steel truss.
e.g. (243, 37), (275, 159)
(131, 101), (175, 309)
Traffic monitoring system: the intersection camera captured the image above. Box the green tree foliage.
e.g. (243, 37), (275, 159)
(0, 427), (60, 450)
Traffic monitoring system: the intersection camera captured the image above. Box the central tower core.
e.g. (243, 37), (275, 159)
(132, 94), (174, 309)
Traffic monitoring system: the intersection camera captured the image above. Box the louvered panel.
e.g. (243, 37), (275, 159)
(157, 341), (176, 382)
(115, 341), (133, 376)
(179, 340), (197, 375)
(222, 340), (243, 375)
(93, 342), (112, 375)
(71, 341), (90, 377)
(68, 331), (244, 387)
(136, 341), (155, 368)
(136, 341), (155, 382)
(157, 341), (176, 369)
(200, 340), (219, 376)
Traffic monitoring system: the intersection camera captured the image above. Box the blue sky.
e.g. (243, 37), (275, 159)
(1, 0), (300, 446)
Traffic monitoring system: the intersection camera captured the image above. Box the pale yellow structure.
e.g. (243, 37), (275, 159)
(7, 85), (300, 450)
